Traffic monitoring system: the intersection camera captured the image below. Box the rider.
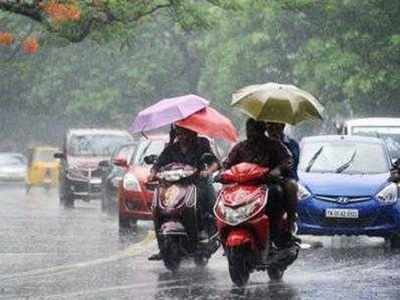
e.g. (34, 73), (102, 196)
(265, 122), (299, 180)
(223, 118), (298, 248)
(148, 125), (220, 260)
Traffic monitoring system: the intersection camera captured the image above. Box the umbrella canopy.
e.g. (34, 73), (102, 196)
(176, 107), (238, 143)
(232, 82), (324, 125)
(129, 94), (209, 133)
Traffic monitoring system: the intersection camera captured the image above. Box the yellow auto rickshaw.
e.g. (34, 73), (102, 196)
(26, 146), (60, 193)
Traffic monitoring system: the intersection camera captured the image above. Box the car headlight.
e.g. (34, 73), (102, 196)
(376, 183), (398, 205)
(123, 173), (141, 192)
(298, 183), (311, 201)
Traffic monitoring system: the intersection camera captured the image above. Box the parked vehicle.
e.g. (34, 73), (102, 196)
(25, 146), (60, 193)
(0, 153), (27, 182)
(151, 163), (219, 272)
(343, 118), (400, 160)
(55, 129), (133, 207)
(297, 135), (400, 248)
(214, 162), (299, 286)
(100, 143), (137, 214)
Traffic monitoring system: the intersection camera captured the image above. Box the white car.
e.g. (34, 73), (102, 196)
(0, 153), (27, 181)
(343, 118), (400, 160)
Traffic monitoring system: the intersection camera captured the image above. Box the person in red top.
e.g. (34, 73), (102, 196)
(223, 118), (298, 248)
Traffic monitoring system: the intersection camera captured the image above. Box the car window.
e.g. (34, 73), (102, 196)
(68, 134), (132, 157)
(351, 126), (400, 159)
(0, 155), (26, 166)
(132, 140), (166, 166)
(299, 141), (389, 174)
(33, 149), (57, 162)
(113, 144), (136, 161)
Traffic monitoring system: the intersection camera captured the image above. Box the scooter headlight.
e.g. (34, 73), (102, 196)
(123, 173), (141, 192)
(376, 183), (398, 205)
(216, 199), (263, 226)
(298, 183), (311, 201)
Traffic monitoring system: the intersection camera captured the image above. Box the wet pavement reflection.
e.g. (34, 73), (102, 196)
(1, 184), (400, 299)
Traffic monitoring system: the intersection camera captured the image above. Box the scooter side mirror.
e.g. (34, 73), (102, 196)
(391, 158), (400, 169)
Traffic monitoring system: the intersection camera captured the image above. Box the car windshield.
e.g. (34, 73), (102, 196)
(69, 134), (132, 157)
(352, 126), (400, 159)
(133, 139), (166, 166)
(299, 140), (389, 174)
(33, 149), (57, 162)
(113, 144), (136, 161)
(0, 155), (26, 166)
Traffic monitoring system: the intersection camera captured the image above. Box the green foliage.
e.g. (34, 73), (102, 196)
(1, 0), (399, 149)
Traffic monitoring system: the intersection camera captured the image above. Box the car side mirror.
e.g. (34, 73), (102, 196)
(54, 152), (65, 159)
(98, 160), (110, 168)
(144, 154), (158, 165)
(113, 158), (128, 168)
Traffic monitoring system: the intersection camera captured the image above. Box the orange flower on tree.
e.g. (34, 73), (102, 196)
(0, 32), (14, 46)
(22, 37), (39, 54)
(41, 1), (81, 23)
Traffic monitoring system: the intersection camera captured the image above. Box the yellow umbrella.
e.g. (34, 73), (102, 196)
(232, 82), (324, 125)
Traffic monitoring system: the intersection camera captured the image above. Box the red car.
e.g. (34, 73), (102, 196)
(116, 136), (167, 230)
(115, 135), (227, 231)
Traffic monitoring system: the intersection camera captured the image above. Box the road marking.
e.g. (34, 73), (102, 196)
(0, 230), (155, 281)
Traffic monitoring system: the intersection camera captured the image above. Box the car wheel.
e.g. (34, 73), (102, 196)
(62, 193), (74, 208)
(25, 184), (31, 195)
(43, 183), (51, 193)
(390, 234), (400, 249)
(101, 189), (108, 213)
(60, 180), (74, 208)
(119, 214), (137, 233)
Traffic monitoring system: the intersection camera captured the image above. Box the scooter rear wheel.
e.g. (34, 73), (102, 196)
(228, 247), (250, 287)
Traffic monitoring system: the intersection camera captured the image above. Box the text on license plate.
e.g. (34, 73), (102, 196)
(325, 208), (359, 219)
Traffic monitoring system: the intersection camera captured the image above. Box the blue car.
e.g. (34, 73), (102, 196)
(297, 135), (400, 247)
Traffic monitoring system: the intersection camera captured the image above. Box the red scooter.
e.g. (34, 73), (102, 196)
(214, 162), (299, 286)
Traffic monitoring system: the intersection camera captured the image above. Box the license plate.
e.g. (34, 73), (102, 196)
(90, 177), (102, 185)
(325, 208), (359, 219)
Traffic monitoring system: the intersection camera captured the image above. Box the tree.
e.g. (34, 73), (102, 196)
(0, 0), (237, 42)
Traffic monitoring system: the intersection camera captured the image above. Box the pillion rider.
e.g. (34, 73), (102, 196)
(223, 118), (299, 248)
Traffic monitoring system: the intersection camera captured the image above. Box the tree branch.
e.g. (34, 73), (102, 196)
(0, 0), (43, 22)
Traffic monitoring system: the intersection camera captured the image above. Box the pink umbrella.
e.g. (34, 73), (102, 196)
(129, 94), (209, 133)
(176, 107), (238, 143)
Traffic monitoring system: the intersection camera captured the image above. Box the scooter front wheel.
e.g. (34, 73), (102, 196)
(267, 266), (285, 281)
(227, 247), (250, 287)
(161, 236), (182, 272)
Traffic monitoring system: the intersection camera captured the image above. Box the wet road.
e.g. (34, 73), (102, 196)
(1, 185), (400, 300)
